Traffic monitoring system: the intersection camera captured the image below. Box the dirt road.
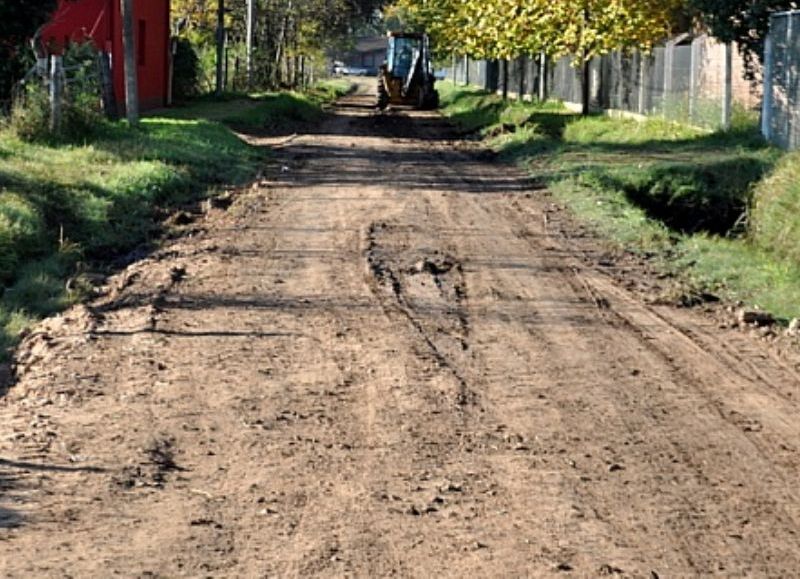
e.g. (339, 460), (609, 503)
(2, 83), (800, 577)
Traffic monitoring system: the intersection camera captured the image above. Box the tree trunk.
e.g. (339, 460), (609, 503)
(120, 0), (138, 123)
(216, 0), (225, 96)
(246, 0), (254, 88)
(581, 55), (591, 116)
(581, 4), (591, 116)
(501, 60), (509, 100)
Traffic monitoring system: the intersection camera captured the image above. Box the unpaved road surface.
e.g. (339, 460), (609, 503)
(2, 83), (800, 577)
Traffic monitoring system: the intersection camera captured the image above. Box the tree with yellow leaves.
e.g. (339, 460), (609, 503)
(392, 0), (683, 112)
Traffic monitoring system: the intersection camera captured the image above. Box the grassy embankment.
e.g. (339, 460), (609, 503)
(438, 81), (800, 321)
(0, 79), (351, 361)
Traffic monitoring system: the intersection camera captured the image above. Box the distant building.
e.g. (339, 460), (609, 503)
(40, 0), (171, 111)
(343, 37), (388, 75)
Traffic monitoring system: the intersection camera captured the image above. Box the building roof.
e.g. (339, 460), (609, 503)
(355, 36), (387, 53)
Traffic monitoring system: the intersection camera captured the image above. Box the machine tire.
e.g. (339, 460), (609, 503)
(377, 79), (390, 110)
(418, 87), (439, 110)
(427, 89), (440, 110)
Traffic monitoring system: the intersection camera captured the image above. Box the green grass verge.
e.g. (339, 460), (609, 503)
(165, 79), (353, 128)
(439, 81), (799, 321)
(0, 81), (349, 362)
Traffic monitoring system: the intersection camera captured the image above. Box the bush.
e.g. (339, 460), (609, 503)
(172, 38), (201, 101)
(7, 43), (105, 143)
(8, 82), (52, 142)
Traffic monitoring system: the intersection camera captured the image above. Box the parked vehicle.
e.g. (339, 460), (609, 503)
(377, 32), (439, 110)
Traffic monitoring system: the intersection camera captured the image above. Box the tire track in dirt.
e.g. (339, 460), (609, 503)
(1, 80), (799, 577)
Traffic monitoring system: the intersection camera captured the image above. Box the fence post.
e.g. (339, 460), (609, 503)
(463, 55), (469, 86)
(722, 42), (733, 130)
(98, 51), (118, 119)
(49, 55), (63, 134)
(518, 56), (526, 101)
(638, 51), (647, 115)
(36, 57), (48, 77)
(761, 34), (774, 141)
(688, 36), (699, 123)
(663, 39), (674, 118)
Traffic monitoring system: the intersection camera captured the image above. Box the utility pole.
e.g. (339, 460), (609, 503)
(246, 0), (255, 88)
(216, 0), (225, 96)
(120, 0), (139, 123)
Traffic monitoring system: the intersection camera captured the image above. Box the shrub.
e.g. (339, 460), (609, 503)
(172, 38), (201, 101)
(8, 42), (105, 143)
(8, 81), (52, 142)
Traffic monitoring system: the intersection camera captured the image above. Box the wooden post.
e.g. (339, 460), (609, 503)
(120, 0), (139, 123)
(518, 56), (525, 101)
(463, 55), (469, 86)
(49, 56), (63, 133)
(98, 51), (118, 119)
(216, 0), (225, 96)
(722, 42), (733, 130)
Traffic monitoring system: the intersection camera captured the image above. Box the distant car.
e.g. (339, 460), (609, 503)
(341, 66), (370, 76)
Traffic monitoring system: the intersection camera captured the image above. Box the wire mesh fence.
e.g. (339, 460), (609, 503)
(762, 11), (800, 150)
(450, 34), (760, 131)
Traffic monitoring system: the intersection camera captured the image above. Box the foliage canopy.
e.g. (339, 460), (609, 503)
(389, 0), (682, 61)
(688, 0), (798, 74)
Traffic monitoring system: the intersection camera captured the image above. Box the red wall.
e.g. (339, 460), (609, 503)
(42, 0), (171, 111)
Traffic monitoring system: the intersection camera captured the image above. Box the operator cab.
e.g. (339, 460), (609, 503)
(378, 32), (439, 110)
(386, 34), (422, 79)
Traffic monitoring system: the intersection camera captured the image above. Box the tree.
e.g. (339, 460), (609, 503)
(689, 0), (797, 77)
(171, 0), (384, 91)
(393, 0), (681, 113)
(0, 0), (58, 103)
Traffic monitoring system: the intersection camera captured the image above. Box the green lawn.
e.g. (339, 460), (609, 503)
(439, 82), (800, 321)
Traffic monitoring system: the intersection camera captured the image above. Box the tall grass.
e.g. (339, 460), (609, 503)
(750, 150), (800, 264)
